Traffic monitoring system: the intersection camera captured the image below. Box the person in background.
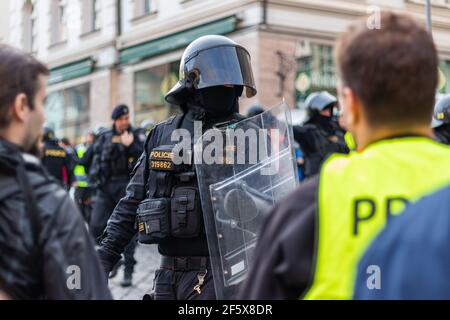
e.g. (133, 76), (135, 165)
(42, 127), (73, 190)
(73, 130), (96, 223)
(293, 91), (350, 179)
(432, 94), (450, 144)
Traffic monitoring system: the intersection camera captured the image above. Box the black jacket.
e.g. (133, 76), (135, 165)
(293, 117), (349, 178)
(434, 124), (450, 145)
(0, 139), (112, 300)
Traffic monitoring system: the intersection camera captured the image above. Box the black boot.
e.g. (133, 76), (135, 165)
(109, 259), (123, 279)
(120, 272), (133, 288)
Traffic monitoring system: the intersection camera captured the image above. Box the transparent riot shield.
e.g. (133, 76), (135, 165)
(194, 101), (299, 300)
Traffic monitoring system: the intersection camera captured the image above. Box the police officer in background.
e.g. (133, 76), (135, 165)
(293, 91), (349, 178)
(42, 127), (73, 190)
(432, 94), (450, 144)
(98, 35), (257, 300)
(90, 104), (145, 287)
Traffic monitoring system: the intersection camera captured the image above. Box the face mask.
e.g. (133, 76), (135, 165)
(198, 86), (238, 118)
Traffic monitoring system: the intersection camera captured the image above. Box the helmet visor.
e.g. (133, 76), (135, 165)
(184, 46), (257, 98)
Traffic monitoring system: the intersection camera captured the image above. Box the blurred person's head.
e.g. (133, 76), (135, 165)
(246, 105), (265, 118)
(43, 126), (56, 142)
(140, 119), (156, 135)
(335, 12), (437, 149)
(304, 91), (338, 123)
(431, 94), (450, 129)
(111, 104), (131, 134)
(85, 130), (96, 145)
(60, 137), (71, 148)
(0, 45), (49, 155)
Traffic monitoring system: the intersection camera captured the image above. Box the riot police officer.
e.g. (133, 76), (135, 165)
(432, 94), (450, 144)
(98, 35), (257, 300)
(90, 104), (145, 287)
(293, 91), (349, 178)
(42, 127), (73, 190)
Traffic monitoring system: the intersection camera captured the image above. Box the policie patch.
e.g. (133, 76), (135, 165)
(45, 149), (66, 158)
(150, 146), (175, 171)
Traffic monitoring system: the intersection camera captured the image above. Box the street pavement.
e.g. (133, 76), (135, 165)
(109, 243), (160, 300)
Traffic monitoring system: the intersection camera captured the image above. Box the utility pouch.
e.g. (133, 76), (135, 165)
(136, 198), (171, 244)
(170, 186), (201, 238)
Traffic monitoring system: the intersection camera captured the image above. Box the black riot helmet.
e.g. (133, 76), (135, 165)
(165, 35), (257, 107)
(43, 126), (56, 142)
(432, 94), (450, 129)
(304, 91), (338, 122)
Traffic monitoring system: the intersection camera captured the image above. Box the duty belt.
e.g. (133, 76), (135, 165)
(161, 256), (210, 271)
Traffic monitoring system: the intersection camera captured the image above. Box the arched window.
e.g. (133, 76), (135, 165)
(22, 0), (35, 53)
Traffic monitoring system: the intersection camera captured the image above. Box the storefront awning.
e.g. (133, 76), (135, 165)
(48, 59), (94, 85)
(119, 16), (237, 64)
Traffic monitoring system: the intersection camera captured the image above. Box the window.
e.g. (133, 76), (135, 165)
(295, 44), (337, 106)
(81, 0), (101, 34)
(45, 84), (90, 142)
(22, 0), (36, 53)
(439, 60), (450, 94)
(134, 0), (156, 18)
(134, 62), (181, 125)
(50, 0), (67, 45)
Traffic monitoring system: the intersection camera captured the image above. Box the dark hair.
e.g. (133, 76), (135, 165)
(0, 45), (49, 129)
(335, 12), (438, 126)
(61, 137), (71, 146)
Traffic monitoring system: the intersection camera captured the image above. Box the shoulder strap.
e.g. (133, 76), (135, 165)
(16, 158), (41, 246)
(159, 115), (184, 145)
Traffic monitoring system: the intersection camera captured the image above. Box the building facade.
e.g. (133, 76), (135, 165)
(0, 1), (11, 44)
(5, 0), (450, 141)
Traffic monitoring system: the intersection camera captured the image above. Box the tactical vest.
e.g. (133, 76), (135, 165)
(74, 145), (88, 188)
(136, 115), (204, 244)
(303, 137), (450, 300)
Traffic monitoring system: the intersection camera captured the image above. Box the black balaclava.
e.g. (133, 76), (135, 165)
(189, 86), (242, 120)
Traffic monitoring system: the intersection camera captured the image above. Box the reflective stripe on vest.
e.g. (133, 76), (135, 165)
(304, 137), (450, 300)
(74, 145), (88, 188)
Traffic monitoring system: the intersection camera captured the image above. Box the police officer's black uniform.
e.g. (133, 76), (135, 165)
(41, 127), (73, 190)
(293, 91), (349, 178)
(432, 94), (450, 145)
(98, 35), (257, 300)
(90, 105), (145, 284)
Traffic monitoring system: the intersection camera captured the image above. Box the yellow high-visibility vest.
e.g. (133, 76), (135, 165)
(304, 137), (450, 300)
(74, 145), (88, 188)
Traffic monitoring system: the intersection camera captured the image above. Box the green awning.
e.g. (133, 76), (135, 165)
(120, 16), (237, 64)
(48, 59), (94, 85)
